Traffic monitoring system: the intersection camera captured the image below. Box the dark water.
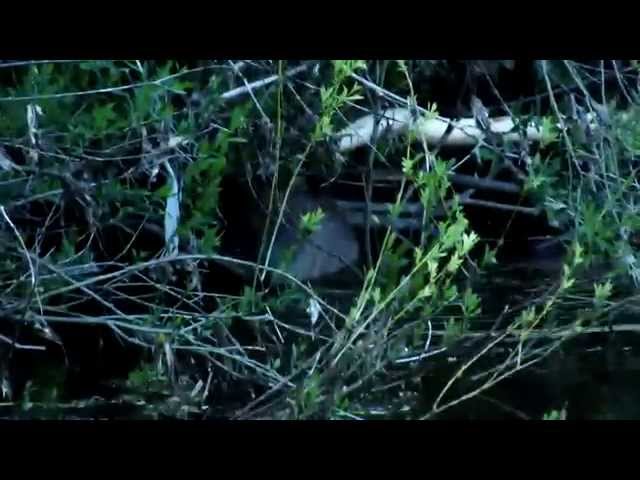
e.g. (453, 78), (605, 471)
(416, 333), (640, 420)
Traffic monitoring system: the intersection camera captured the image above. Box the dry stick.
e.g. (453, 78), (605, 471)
(0, 60), (85, 69)
(600, 61), (607, 108)
(174, 344), (291, 386)
(337, 172), (522, 195)
(0, 207), (36, 296)
(286, 82), (315, 117)
(106, 221), (155, 264)
(101, 276), (204, 321)
(261, 156), (307, 282)
(250, 171), (279, 292)
(361, 64), (392, 269)
(592, 62), (617, 204)
(350, 72), (454, 126)
(231, 372), (297, 419)
(16, 253), (347, 322)
(231, 343), (335, 419)
(612, 60), (635, 105)
(331, 230), (446, 367)
(227, 60), (269, 122)
(0, 333), (45, 351)
(335, 193), (540, 232)
(448, 173), (521, 194)
(27, 313), (172, 336)
(541, 61), (578, 187)
(564, 61), (599, 121)
(423, 338), (564, 419)
(394, 347), (448, 365)
(470, 338), (568, 384)
(477, 394), (531, 420)
(0, 65), (220, 102)
(486, 280), (574, 381)
(480, 65), (532, 182)
(399, 63), (435, 250)
(364, 111), (382, 269)
(0, 62), (309, 107)
(481, 65), (517, 121)
(431, 327), (514, 413)
(36, 258), (147, 346)
(34, 311), (253, 325)
(220, 63), (311, 102)
(0, 205), (45, 355)
(254, 61), (290, 289)
(460, 198), (540, 216)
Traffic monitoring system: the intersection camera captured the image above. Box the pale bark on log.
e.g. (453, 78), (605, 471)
(335, 107), (595, 153)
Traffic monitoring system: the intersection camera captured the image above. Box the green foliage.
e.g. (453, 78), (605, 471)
(540, 116), (560, 147)
(593, 280), (613, 308)
(480, 244), (498, 268)
(443, 317), (465, 347)
(615, 105), (640, 153)
(462, 287), (481, 318)
(3, 59), (640, 421)
(543, 407), (567, 420)
(313, 60), (366, 141)
(179, 104), (249, 253)
(525, 153), (561, 196)
(299, 207), (325, 234)
(127, 363), (171, 397)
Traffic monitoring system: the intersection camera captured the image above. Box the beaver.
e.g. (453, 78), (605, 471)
(218, 178), (360, 285)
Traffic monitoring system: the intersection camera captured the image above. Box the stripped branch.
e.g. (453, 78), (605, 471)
(335, 107), (597, 153)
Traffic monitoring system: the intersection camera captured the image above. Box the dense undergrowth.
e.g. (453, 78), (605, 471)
(1, 60), (640, 419)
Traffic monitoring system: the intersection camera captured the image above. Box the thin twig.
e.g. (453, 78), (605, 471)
(0, 334), (45, 351)
(220, 64), (311, 102)
(0, 65), (219, 102)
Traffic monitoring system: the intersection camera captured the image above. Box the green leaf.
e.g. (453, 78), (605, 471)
(300, 208), (325, 234)
(171, 80), (193, 93)
(517, 306), (537, 329)
(229, 105), (249, 132)
(540, 116), (559, 147)
(154, 184), (173, 199)
(462, 288), (481, 318)
(133, 84), (160, 122)
(200, 228), (220, 254)
(443, 318), (464, 347)
(446, 252), (463, 273)
(481, 245), (498, 267)
(444, 284), (458, 302)
(92, 102), (117, 133)
(461, 231), (479, 255)
(59, 234), (76, 259)
(594, 280), (613, 307)
(372, 287), (382, 305)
